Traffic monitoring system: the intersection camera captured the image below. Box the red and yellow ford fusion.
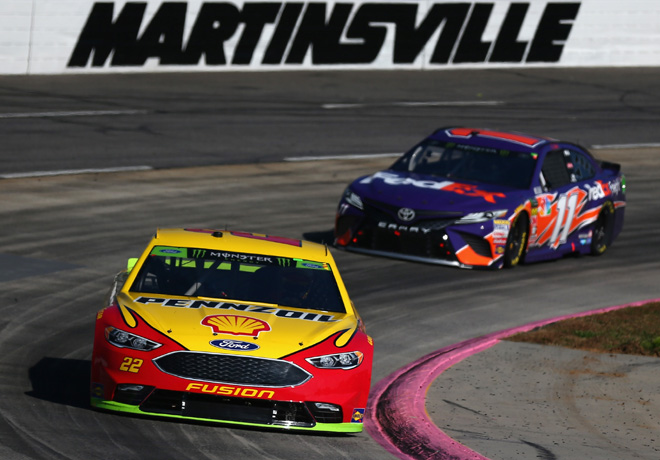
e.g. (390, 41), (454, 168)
(91, 229), (373, 432)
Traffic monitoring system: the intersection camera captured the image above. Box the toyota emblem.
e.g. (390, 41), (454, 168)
(397, 207), (415, 222)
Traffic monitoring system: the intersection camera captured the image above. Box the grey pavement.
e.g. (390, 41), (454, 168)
(427, 341), (660, 460)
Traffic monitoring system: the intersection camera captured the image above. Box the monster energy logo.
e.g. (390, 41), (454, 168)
(208, 251), (274, 263)
(191, 249), (207, 258)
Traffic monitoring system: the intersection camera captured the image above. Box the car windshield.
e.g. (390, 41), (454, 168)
(391, 139), (537, 189)
(130, 246), (346, 313)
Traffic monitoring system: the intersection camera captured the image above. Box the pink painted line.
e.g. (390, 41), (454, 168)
(365, 298), (660, 460)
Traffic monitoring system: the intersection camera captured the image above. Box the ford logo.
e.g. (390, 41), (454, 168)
(210, 339), (260, 351)
(397, 207), (415, 222)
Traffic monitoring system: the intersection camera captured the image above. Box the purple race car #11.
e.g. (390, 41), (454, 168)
(334, 127), (626, 269)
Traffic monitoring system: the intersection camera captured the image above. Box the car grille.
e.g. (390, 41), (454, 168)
(350, 225), (457, 262)
(153, 352), (312, 387)
(346, 204), (459, 261)
(140, 390), (318, 427)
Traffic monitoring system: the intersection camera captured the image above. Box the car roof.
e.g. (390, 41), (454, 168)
(429, 127), (558, 152)
(150, 228), (331, 261)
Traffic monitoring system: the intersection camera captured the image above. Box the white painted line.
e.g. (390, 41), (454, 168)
(592, 143), (660, 149)
(322, 103), (363, 109)
(0, 109), (148, 119)
(0, 165), (154, 179)
(284, 153), (401, 162)
(322, 101), (503, 109)
(393, 101), (503, 107)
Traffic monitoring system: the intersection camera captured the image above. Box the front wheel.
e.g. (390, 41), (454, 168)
(591, 201), (615, 256)
(503, 213), (528, 268)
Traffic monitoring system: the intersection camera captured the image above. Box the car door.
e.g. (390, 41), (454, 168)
(529, 148), (597, 259)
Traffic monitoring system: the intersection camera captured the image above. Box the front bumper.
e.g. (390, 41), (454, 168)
(335, 209), (503, 269)
(91, 389), (364, 432)
(337, 245), (469, 269)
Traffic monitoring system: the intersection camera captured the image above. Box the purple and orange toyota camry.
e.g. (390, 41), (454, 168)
(334, 127), (626, 269)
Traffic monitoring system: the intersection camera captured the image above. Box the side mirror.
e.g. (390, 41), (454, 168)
(127, 257), (138, 273)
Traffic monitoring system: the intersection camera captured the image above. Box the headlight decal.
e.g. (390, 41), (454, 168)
(306, 351), (364, 370)
(343, 188), (364, 210)
(105, 326), (162, 351)
(456, 209), (508, 224)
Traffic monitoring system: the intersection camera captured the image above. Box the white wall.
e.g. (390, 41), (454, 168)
(1, 0), (659, 75)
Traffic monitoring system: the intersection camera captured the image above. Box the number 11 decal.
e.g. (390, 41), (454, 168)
(550, 193), (578, 248)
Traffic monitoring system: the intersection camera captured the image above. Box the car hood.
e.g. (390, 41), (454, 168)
(118, 292), (356, 359)
(350, 170), (525, 212)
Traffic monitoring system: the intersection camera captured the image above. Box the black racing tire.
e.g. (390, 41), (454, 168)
(503, 213), (529, 268)
(591, 201), (615, 256)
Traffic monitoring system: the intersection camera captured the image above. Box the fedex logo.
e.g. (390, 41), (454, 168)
(360, 171), (452, 190)
(361, 171), (505, 202)
(584, 181), (611, 202)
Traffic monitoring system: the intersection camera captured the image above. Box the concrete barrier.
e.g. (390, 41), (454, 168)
(2, 0), (659, 74)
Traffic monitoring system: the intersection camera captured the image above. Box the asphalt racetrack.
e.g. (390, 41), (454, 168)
(1, 69), (659, 459)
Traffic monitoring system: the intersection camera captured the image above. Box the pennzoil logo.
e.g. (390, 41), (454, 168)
(136, 297), (339, 323)
(91, 383), (104, 399)
(201, 315), (271, 337)
(352, 408), (365, 423)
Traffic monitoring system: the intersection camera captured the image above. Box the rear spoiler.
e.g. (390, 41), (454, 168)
(598, 160), (621, 173)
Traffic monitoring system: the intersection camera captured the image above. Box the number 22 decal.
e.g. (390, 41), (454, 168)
(120, 357), (143, 373)
(550, 193), (579, 248)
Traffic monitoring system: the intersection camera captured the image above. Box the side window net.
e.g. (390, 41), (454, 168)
(541, 150), (571, 189)
(567, 149), (595, 181)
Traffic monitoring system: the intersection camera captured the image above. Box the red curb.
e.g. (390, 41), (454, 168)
(365, 298), (660, 460)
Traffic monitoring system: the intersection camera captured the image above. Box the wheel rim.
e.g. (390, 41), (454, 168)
(593, 217), (606, 248)
(509, 229), (520, 255)
(592, 202), (614, 255)
(505, 215), (527, 267)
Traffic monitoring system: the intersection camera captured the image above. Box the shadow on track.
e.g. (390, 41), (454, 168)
(27, 358), (91, 409)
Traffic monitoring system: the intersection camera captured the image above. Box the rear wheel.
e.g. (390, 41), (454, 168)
(591, 201), (615, 256)
(503, 213), (528, 268)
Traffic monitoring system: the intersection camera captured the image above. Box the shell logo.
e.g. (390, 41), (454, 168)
(201, 315), (271, 337)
